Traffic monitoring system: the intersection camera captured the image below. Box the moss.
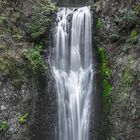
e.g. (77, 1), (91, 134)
(123, 67), (133, 86)
(99, 47), (112, 79)
(0, 58), (10, 75)
(99, 47), (112, 113)
(96, 18), (104, 30)
(131, 29), (138, 38)
(0, 15), (6, 24)
(11, 27), (23, 41)
(98, 46), (112, 139)
(133, 3), (140, 13)
(125, 29), (140, 44)
(102, 79), (112, 113)
(0, 55), (25, 89)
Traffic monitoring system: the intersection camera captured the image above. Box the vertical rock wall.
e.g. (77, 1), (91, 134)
(93, 0), (140, 139)
(52, 0), (93, 6)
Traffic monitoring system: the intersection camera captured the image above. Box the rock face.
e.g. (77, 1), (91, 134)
(0, 73), (57, 140)
(52, 0), (92, 6)
(110, 43), (140, 140)
(29, 70), (57, 140)
(0, 77), (33, 140)
(93, 0), (140, 139)
(0, 0), (57, 139)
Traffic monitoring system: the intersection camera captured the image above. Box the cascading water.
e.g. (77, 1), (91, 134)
(50, 6), (93, 140)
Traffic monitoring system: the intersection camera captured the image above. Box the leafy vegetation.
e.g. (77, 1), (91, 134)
(99, 47), (112, 113)
(99, 47), (112, 79)
(23, 44), (46, 74)
(18, 113), (28, 124)
(126, 29), (140, 44)
(26, 1), (57, 39)
(0, 55), (25, 89)
(123, 58), (134, 86)
(116, 8), (139, 27)
(109, 32), (120, 42)
(0, 121), (9, 132)
(123, 67), (133, 85)
(96, 18), (104, 30)
(93, 1), (140, 140)
(102, 79), (112, 112)
(131, 29), (138, 38)
(0, 0), (57, 89)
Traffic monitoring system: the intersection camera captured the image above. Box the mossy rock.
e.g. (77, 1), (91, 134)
(26, 1), (57, 40)
(0, 56), (26, 89)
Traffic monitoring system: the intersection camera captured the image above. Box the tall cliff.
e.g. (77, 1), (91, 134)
(93, 0), (140, 139)
(0, 0), (57, 140)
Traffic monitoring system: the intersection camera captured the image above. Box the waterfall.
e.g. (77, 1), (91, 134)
(50, 6), (93, 140)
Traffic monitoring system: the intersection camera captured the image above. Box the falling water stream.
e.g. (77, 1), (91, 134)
(50, 6), (93, 140)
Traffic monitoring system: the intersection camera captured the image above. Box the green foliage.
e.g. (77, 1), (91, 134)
(0, 14), (6, 24)
(10, 67), (25, 89)
(23, 44), (46, 74)
(99, 47), (112, 79)
(126, 29), (139, 44)
(99, 47), (112, 113)
(116, 8), (138, 24)
(12, 28), (23, 41)
(0, 121), (9, 132)
(96, 18), (104, 30)
(123, 67), (133, 85)
(133, 4), (140, 14)
(18, 113), (28, 124)
(27, 1), (57, 39)
(121, 10), (137, 23)
(0, 58), (10, 74)
(111, 137), (116, 140)
(103, 79), (112, 113)
(0, 56), (25, 89)
(131, 29), (138, 38)
(103, 79), (112, 97)
(109, 32), (120, 42)
(0, 43), (6, 52)
(10, 11), (21, 23)
(115, 8), (139, 32)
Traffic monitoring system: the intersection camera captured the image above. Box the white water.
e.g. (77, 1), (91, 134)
(50, 6), (93, 140)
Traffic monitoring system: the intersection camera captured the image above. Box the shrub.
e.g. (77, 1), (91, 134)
(26, 1), (57, 39)
(18, 113), (28, 124)
(96, 18), (104, 30)
(109, 32), (120, 42)
(131, 29), (138, 38)
(126, 29), (139, 44)
(115, 8), (139, 29)
(23, 44), (46, 74)
(0, 121), (9, 132)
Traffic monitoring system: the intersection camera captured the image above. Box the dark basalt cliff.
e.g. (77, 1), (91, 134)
(93, 0), (140, 140)
(52, 0), (92, 6)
